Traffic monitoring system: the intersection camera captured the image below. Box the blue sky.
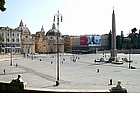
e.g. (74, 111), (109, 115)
(1, 0), (140, 36)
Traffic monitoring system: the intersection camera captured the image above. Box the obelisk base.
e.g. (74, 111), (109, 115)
(109, 49), (117, 62)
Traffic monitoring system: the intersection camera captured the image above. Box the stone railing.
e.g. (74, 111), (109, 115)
(0, 82), (24, 93)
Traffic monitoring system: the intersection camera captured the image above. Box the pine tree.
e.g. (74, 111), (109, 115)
(0, 0), (6, 12)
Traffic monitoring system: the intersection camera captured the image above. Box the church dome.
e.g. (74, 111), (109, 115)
(15, 20), (31, 34)
(46, 23), (62, 37)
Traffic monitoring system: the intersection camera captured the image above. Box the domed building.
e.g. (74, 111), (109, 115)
(15, 20), (35, 55)
(46, 23), (64, 53)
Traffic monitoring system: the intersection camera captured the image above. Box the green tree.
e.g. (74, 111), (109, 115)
(108, 30), (111, 50)
(131, 28), (137, 34)
(0, 0), (6, 12)
(123, 38), (131, 50)
(116, 35), (121, 50)
(120, 31), (124, 49)
(0, 34), (3, 53)
(138, 30), (140, 48)
(116, 31), (125, 50)
(128, 28), (139, 49)
(0, 34), (2, 43)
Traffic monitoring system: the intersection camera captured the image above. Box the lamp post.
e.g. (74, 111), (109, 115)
(10, 45), (12, 66)
(128, 48), (132, 69)
(10, 30), (13, 66)
(53, 10), (63, 86)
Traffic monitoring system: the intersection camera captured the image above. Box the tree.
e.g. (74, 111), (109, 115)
(0, 34), (3, 53)
(128, 28), (139, 49)
(0, 34), (2, 43)
(116, 35), (121, 50)
(116, 31), (125, 50)
(138, 30), (140, 48)
(0, 0), (6, 12)
(121, 31), (124, 49)
(108, 30), (112, 50)
(131, 28), (137, 34)
(123, 38), (131, 50)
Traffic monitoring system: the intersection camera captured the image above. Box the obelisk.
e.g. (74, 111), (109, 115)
(110, 8), (117, 61)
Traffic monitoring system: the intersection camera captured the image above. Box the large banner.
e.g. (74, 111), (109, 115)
(86, 35), (101, 47)
(80, 36), (87, 46)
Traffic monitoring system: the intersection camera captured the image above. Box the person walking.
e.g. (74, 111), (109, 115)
(3, 69), (6, 75)
(97, 68), (100, 73)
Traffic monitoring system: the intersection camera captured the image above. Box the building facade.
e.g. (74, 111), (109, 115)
(69, 35), (103, 53)
(63, 35), (71, 53)
(70, 36), (80, 53)
(33, 26), (48, 53)
(46, 23), (64, 53)
(0, 26), (21, 54)
(0, 20), (35, 55)
(15, 20), (35, 55)
(101, 34), (109, 49)
(0, 21), (111, 55)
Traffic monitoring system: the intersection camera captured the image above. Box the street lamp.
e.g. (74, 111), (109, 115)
(10, 30), (13, 66)
(128, 38), (132, 69)
(53, 10), (63, 86)
(10, 45), (13, 66)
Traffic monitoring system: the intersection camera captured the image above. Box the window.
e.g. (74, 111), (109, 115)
(2, 33), (4, 36)
(16, 39), (19, 42)
(12, 39), (15, 42)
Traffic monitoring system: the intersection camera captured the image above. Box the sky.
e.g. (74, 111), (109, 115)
(1, 0), (140, 36)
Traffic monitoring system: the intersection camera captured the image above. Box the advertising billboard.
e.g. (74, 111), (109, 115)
(80, 36), (87, 46)
(86, 35), (101, 47)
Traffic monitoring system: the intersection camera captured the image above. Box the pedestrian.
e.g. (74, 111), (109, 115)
(109, 79), (113, 85)
(3, 69), (6, 75)
(97, 68), (99, 73)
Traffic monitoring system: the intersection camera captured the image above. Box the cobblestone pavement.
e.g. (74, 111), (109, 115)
(0, 53), (140, 92)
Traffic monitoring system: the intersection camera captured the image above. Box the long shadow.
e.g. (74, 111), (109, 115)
(0, 71), (26, 76)
(88, 62), (140, 70)
(18, 65), (70, 84)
